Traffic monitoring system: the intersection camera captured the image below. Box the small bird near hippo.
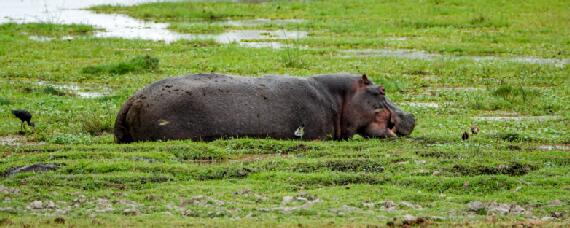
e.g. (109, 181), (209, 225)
(11, 109), (35, 132)
(462, 131), (469, 141)
(471, 125), (479, 135)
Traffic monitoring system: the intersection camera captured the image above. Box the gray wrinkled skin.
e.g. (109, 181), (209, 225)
(114, 73), (415, 143)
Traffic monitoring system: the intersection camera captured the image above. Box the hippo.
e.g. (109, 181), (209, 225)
(114, 73), (415, 143)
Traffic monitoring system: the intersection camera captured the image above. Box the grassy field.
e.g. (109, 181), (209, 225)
(1, 0), (569, 226)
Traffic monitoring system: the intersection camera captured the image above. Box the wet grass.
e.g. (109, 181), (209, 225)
(1, 0), (570, 226)
(92, 0), (570, 57)
(81, 55), (159, 75)
(0, 23), (94, 39)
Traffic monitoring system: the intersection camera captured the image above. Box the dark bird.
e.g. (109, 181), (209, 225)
(462, 131), (469, 141)
(471, 125), (480, 135)
(11, 109), (35, 131)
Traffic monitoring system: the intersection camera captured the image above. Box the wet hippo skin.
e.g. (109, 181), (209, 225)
(114, 73), (415, 143)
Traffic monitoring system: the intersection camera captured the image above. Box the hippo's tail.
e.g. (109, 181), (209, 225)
(114, 97), (135, 144)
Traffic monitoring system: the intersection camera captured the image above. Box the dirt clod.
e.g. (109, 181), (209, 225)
(551, 212), (564, 218)
(3, 163), (59, 177)
(0, 185), (20, 194)
(0, 218), (13, 225)
(467, 201), (528, 215)
(123, 208), (139, 216)
(468, 201), (485, 212)
(383, 201), (398, 211)
(54, 217), (65, 224)
(549, 199), (562, 206)
(28, 201), (44, 210)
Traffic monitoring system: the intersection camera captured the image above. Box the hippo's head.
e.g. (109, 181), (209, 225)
(360, 104), (416, 138)
(343, 75), (415, 138)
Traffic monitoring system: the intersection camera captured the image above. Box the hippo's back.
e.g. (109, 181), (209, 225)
(115, 74), (336, 142)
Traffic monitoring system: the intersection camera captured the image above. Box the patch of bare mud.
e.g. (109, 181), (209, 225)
(0, 135), (45, 147)
(3, 163), (60, 177)
(276, 193), (321, 213)
(467, 201), (531, 216)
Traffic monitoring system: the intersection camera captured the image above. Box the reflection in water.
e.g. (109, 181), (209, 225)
(37, 81), (110, 98)
(0, 0), (307, 46)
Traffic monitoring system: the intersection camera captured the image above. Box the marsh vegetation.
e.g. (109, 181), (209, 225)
(0, 0), (569, 226)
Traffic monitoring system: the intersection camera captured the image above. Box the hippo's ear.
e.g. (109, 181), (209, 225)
(379, 85), (385, 95)
(358, 74), (372, 87)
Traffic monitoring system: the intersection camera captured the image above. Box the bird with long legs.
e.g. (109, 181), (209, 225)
(11, 109), (35, 132)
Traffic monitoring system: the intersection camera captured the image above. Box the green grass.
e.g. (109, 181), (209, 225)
(91, 0), (570, 57)
(1, 0), (570, 226)
(81, 55), (160, 75)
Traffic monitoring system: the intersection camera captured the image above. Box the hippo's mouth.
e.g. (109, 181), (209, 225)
(388, 108), (416, 136)
(361, 105), (415, 138)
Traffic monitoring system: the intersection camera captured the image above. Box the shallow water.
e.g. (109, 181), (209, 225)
(427, 87), (484, 92)
(404, 102), (440, 108)
(215, 18), (304, 27)
(37, 81), (110, 98)
(1, 0), (307, 46)
(537, 145), (570, 151)
(342, 49), (569, 66)
(188, 30), (307, 44)
(342, 49), (438, 60)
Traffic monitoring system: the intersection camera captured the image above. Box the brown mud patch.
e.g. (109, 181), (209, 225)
(2, 163), (60, 177)
(0, 135), (45, 147)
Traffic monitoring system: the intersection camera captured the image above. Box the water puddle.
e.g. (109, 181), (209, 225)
(37, 81), (111, 98)
(28, 35), (54, 42)
(0, 0), (307, 47)
(185, 29), (307, 45)
(215, 18), (304, 27)
(342, 49), (438, 60)
(471, 56), (569, 67)
(341, 49), (569, 66)
(384, 37), (408, 41)
(537, 144), (570, 151)
(473, 116), (563, 122)
(427, 87), (484, 92)
(404, 102), (440, 108)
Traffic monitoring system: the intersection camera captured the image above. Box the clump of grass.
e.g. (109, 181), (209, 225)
(81, 113), (114, 136)
(0, 97), (11, 105)
(0, 23), (93, 38)
(49, 133), (92, 144)
(492, 84), (537, 102)
(82, 55), (159, 75)
(42, 86), (67, 96)
(280, 47), (306, 68)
